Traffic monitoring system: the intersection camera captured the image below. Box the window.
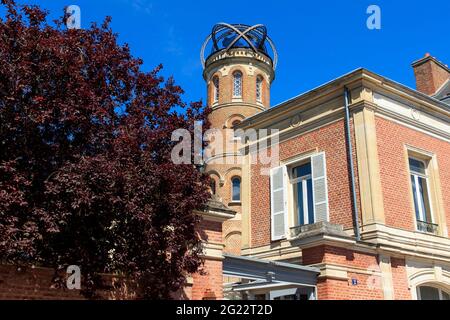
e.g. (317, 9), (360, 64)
(232, 177), (241, 202)
(233, 71), (242, 98)
(417, 286), (450, 300)
(256, 76), (263, 102)
(210, 178), (216, 195)
(270, 153), (329, 241)
(232, 120), (242, 141)
(212, 76), (219, 103)
(291, 162), (315, 226)
(409, 157), (435, 233)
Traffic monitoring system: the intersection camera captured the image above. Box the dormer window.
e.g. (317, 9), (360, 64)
(233, 71), (242, 98)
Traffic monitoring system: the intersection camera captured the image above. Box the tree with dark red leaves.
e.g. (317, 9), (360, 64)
(0, 0), (210, 299)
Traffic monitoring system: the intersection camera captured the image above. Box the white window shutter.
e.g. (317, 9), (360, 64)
(312, 152), (329, 223)
(270, 166), (287, 241)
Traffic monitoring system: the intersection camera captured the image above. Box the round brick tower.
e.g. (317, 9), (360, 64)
(201, 23), (277, 254)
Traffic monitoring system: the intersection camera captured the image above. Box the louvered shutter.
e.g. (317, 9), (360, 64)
(312, 152), (329, 222)
(270, 166), (287, 240)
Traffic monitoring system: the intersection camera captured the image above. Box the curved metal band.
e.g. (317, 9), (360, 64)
(201, 23), (278, 70)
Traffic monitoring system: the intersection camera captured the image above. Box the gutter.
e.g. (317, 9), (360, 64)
(344, 87), (361, 242)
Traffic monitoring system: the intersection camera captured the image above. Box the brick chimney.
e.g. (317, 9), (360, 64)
(412, 54), (450, 96)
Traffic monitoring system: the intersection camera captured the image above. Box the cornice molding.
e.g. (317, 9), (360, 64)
(239, 69), (450, 133)
(196, 209), (235, 223)
(211, 101), (266, 112)
(361, 224), (450, 263)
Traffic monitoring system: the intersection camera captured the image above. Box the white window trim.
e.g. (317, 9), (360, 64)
(410, 158), (435, 230)
(290, 171), (313, 226)
(284, 153), (321, 229)
(417, 285), (449, 300)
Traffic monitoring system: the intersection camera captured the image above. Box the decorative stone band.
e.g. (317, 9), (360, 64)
(194, 200), (235, 261)
(206, 48), (274, 69)
(196, 208), (236, 223)
(203, 48), (275, 83)
(201, 241), (225, 261)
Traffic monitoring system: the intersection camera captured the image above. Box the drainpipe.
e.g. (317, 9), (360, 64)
(344, 87), (361, 242)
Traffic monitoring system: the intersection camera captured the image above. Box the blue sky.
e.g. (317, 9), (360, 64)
(3, 0), (450, 106)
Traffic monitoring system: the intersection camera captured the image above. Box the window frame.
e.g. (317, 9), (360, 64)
(282, 151), (323, 230)
(408, 156), (434, 223)
(232, 71), (243, 98)
(256, 75), (263, 102)
(212, 76), (220, 103)
(408, 156), (436, 232)
(289, 161), (315, 227)
(417, 285), (450, 300)
(231, 176), (241, 203)
(210, 178), (217, 196)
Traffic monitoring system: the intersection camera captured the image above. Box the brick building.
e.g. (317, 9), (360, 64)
(201, 24), (450, 300)
(1, 23), (449, 301)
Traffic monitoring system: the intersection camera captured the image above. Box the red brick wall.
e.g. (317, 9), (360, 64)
(391, 258), (411, 300)
(189, 218), (226, 300)
(302, 245), (378, 269)
(317, 273), (384, 300)
(0, 265), (137, 300)
(1, 218), (227, 301)
(375, 116), (450, 235)
(303, 245), (384, 300)
(0, 265), (85, 300)
(207, 67), (271, 108)
(197, 219), (223, 244)
(191, 259), (223, 300)
(250, 120), (359, 247)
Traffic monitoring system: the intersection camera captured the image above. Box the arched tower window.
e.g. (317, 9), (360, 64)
(210, 178), (217, 195)
(256, 76), (263, 102)
(233, 71), (243, 98)
(212, 76), (219, 103)
(232, 177), (241, 202)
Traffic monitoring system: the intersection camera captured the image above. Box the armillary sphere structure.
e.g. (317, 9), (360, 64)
(201, 23), (278, 70)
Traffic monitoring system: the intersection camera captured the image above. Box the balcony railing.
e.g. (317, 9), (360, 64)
(416, 220), (438, 235)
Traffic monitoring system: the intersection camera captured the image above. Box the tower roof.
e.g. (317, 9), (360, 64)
(201, 23), (278, 70)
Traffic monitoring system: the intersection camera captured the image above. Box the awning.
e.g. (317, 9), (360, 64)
(223, 254), (319, 288)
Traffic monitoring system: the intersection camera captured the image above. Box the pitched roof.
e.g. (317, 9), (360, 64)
(434, 79), (450, 105)
(239, 68), (450, 129)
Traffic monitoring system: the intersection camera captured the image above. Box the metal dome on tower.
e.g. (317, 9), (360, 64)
(201, 23), (278, 71)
